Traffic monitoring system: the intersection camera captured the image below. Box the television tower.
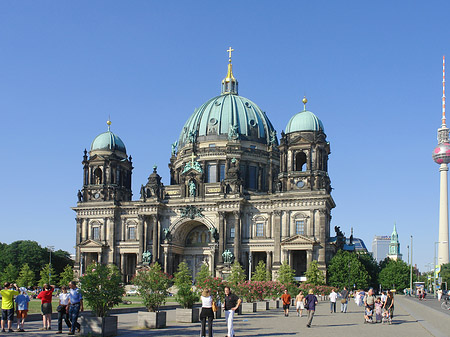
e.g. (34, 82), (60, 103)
(432, 56), (450, 265)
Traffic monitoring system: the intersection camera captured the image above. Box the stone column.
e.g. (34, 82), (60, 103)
(143, 217), (148, 252)
(233, 211), (241, 264)
(273, 210), (281, 265)
(219, 212), (226, 262)
(152, 215), (159, 263)
(82, 218), (88, 241)
(317, 210), (327, 267)
(137, 215), (145, 264)
(106, 217), (115, 263)
(306, 250), (313, 270)
(76, 218), (82, 246)
(267, 251), (272, 274)
(97, 252), (102, 263)
(120, 254), (126, 283)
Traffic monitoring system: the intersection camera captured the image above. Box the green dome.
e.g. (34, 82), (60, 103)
(285, 110), (324, 133)
(90, 131), (127, 154)
(179, 93), (277, 147)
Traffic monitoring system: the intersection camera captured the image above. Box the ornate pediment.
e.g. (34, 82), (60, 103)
(281, 234), (316, 245)
(79, 239), (105, 248)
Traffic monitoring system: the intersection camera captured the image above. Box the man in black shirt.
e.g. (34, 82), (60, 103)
(340, 287), (349, 313)
(223, 286), (241, 337)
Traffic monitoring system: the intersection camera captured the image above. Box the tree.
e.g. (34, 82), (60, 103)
(1, 264), (19, 284)
(16, 263), (35, 288)
(379, 259), (414, 291)
(195, 263), (212, 288)
(59, 265), (74, 288)
(440, 263), (450, 289)
(304, 260), (325, 285)
(174, 262), (199, 309)
(358, 253), (380, 289)
(277, 261), (295, 286)
(327, 250), (369, 289)
(133, 263), (171, 312)
(80, 263), (124, 317)
(227, 261), (246, 289)
(252, 260), (270, 282)
(38, 264), (57, 287)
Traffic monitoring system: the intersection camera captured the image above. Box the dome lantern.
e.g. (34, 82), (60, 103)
(221, 47), (238, 95)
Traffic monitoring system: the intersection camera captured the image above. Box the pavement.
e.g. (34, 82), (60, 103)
(1, 295), (450, 336)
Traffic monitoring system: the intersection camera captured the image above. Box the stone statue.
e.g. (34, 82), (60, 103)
(142, 251), (152, 264)
(222, 249), (234, 264)
(140, 184), (146, 200)
(228, 124), (239, 141)
(188, 130), (197, 143)
(189, 180), (196, 197)
(77, 190), (83, 202)
(163, 228), (171, 241)
(270, 130), (277, 145)
(171, 141), (178, 156)
(209, 227), (218, 242)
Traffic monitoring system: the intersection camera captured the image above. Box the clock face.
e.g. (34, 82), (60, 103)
(296, 181), (305, 188)
(94, 192), (100, 199)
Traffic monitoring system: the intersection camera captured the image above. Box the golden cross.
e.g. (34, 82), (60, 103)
(227, 47), (234, 60)
(190, 152), (196, 166)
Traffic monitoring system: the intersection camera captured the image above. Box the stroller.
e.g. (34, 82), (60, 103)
(382, 308), (392, 324)
(364, 306), (374, 323)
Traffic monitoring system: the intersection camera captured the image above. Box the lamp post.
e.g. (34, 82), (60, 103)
(434, 240), (448, 297)
(410, 236), (413, 296)
(248, 254), (252, 281)
(47, 246), (54, 284)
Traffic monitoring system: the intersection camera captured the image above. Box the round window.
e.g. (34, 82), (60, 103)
(296, 181), (305, 188)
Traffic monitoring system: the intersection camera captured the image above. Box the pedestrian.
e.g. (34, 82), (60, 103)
(67, 281), (83, 335)
(438, 289), (443, 301)
(37, 283), (55, 330)
(329, 289), (337, 313)
(281, 289), (291, 317)
(57, 286), (72, 334)
(1, 282), (19, 332)
(304, 289), (318, 328)
(363, 288), (376, 324)
(340, 287), (349, 313)
(374, 297), (382, 323)
(223, 286), (241, 337)
(295, 291), (304, 317)
(380, 291), (387, 304)
(200, 289), (214, 337)
(383, 290), (394, 324)
(14, 287), (30, 332)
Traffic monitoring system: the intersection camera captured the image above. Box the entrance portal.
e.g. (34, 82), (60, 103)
(292, 251), (307, 277)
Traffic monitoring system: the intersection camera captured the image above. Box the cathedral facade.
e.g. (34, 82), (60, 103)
(72, 53), (335, 282)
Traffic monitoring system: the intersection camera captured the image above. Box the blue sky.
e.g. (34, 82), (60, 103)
(0, 1), (447, 272)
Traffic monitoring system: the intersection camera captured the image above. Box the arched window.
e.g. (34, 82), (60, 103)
(94, 168), (102, 184)
(295, 152), (307, 171)
(186, 225), (211, 247)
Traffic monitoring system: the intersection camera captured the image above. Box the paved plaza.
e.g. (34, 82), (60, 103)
(2, 296), (450, 337)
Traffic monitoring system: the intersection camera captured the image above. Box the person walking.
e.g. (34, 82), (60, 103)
(1, 282), (19, 332)
(329, 289), (337, 313)
(281, 289), (291, 317)
(14, 287), (30, 332)
(57, 286), (72, 334)
(37, 284), (55, 330)
(67, 281), (83, 335)
(383, 290), (394, 324)
(295, 291), (304, 317)
(200, 289), (214, 337)
(340, 287), (349, 313)
(304, 289), (318, 328)
(223, 286), (241, 337)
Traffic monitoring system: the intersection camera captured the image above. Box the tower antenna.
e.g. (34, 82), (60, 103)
(443, 56), (446, 126)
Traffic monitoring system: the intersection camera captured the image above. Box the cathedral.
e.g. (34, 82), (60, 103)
(72, 50), (336, 282)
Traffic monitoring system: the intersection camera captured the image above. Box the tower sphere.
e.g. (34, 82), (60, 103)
(432, 142), (450, 164)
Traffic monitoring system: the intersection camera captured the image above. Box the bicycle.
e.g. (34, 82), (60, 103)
(441, 298), (450, 310)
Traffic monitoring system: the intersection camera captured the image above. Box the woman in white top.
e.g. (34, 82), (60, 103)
(200, 289), (214, 337)
(57, 286), (71, 333)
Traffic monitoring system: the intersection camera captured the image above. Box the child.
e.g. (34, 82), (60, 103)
(15, 288), (30, 332)
(364, 307), (373, 323)
(374, 297), (382, 323)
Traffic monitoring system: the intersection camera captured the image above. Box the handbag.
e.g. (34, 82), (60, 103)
(56, 305), (64, 312)
(341, 299), (347, 304)
(212, 301), (218, 312)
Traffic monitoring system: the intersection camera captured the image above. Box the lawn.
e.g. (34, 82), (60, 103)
(2, 295), (179, 314)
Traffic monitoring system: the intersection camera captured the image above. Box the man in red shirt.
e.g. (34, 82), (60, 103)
(37, 284), (55, 330)
(281, 289), (292, 317)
